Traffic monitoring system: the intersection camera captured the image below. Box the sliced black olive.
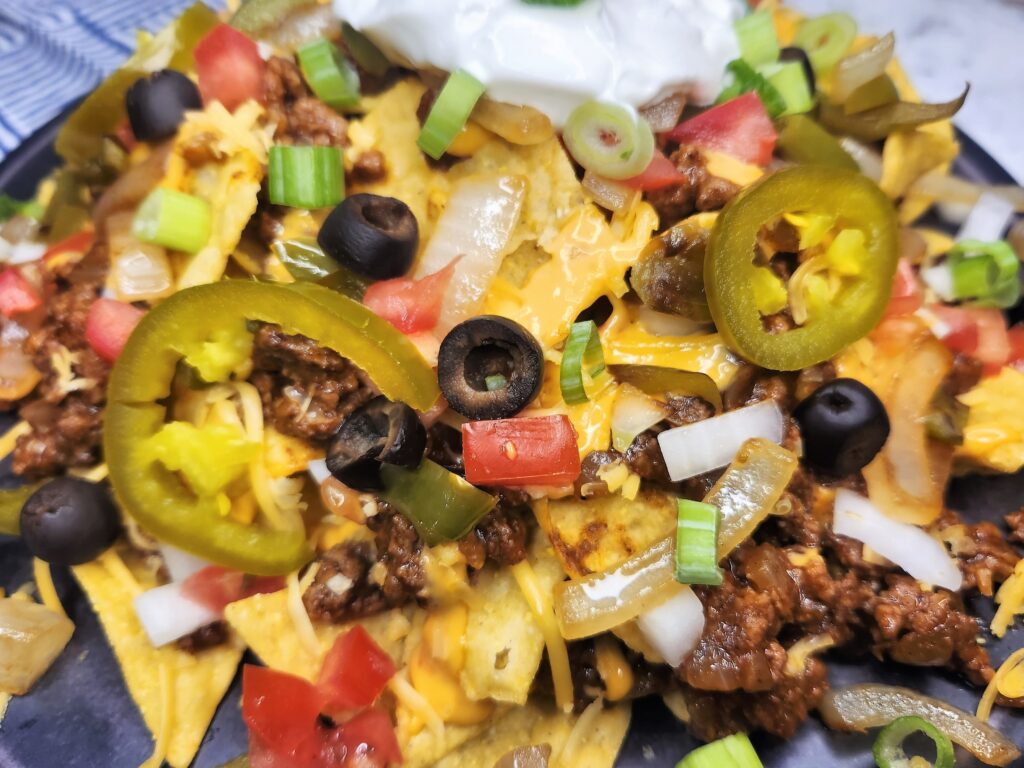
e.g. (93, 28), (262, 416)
(125, 69), (202, 142)
(438, 316), (543, 420)
(20, 477), (121, 566)
(318, 194), (418, 280)
(780, 46), (817, 95)
(574, 295), (613, 327)
(794, 378), (889, 476)
(326, 396), (427, 491)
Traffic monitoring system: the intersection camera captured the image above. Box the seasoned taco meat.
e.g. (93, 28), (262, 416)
(645, 145), (740, 225)
(458, 490), (532, 570)
(264, 56), (348, 147)
(13, 242), (110, 478)
(368, 503), (427, 603)
(303, 540), (392, 623)
(176, 621), (230, 654)
(249, 322), (376, 443)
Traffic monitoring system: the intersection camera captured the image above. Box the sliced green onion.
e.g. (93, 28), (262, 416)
(267, 145), (344, 210)
(563, 100), (655, 180)
(675, 499), (723, 586)
(0, 195), (43, 222)
(417, 69), (486, 160)
(297, 38), (360, 111)
(485, 374), (508, 391)
(717, 60), (786, 118)
(676, 733), (764, 768)
(873, 716), (955, 768)
(762, 61), (814, 116)
(341, 23), (390, 77)
(794, 13), (858, 75)
(560, 320), (607, 405)
(132, 188), (211, 254)
(734, 11), (780, 67)
(946, 239), (1021, 308)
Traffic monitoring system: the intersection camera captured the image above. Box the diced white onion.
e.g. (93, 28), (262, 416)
(307, 458), (331, 486)
(133, 582), (221, 647)
(639, 93), (687, 133)
(0, 597), (75, 695)
(108, 211), (174, 302)
(911, 170), (1024, 213)
(839, 138), (882, 182)
(957, 191), (1016, 243)
(833, 489), (962, 591)
(636, 304), (706, 337)
(582, 170), (634, 214)
(159, 544), (210, 583)
(414, 175), (525, 334)
(611, 384), (668, 453)
(635, 585), (705, 668)
(6, 242), (46, 265)
(657, 400), (785, 481)
(920, 263), (955, 302)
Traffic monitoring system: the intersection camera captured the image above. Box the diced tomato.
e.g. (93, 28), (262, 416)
(462, 414), (581, 487)
(930, 305), (1011, 375)
(317, 626), (396, 713)
(1008, 324), (1024, 371)
(337, 709), (402, 767)
(194, 24), (265, 111)
(621, 152), (685, 191)
(884, 258), (923, 317)
(85, 298), (144, 363)
(0, 269), (41, 317)
(113, 119), (137, 152)
(243, 665), (326, 766)
(667, 92), (777, 166)
(43, 229), (94, 262)
(362, 261), (457, 334)
(181, 566), (285, 614)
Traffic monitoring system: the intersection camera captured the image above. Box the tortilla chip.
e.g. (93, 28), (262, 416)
(460, 530), (565, 705)
(434, 699), (631, 768)
(399, 709), (499, 768)
(223, 590), (413, 681)
(73, 553), (244, 768)
(537, 490), (677, 577)
(879, 128), (959, 202)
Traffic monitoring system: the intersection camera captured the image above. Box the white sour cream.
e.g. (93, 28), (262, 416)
(334, 0), (745, 126)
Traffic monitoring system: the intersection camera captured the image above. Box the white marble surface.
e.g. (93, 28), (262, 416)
(791, 0), (1024, 182)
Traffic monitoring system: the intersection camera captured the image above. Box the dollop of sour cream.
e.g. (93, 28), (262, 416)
(334, 0), (745, 126)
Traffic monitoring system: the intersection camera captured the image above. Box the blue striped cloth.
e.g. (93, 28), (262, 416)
(0, 0), (225, 161)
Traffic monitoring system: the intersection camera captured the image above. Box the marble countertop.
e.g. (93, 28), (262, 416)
(791, 0), (1024, 181)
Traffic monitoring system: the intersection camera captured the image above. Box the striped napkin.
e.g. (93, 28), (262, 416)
(0, 0), (225, 162)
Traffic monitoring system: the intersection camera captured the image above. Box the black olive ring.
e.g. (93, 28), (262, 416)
(437, 315), (544, 421)
(326, 396), (427, 491)
(318, 193), (419, 280)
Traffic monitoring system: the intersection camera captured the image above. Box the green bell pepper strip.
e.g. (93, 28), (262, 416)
(56, 3), (219, 165)
(705, 166), (898, 371)
(0, 483), (43, 536)
(819, 85), (968, 142)
(271, 238), (371, 299)
(105, 280), (439, 575)
(774, 115), (858, 171)
(608, 365), (723, 413)
(379, 460), (496, 546)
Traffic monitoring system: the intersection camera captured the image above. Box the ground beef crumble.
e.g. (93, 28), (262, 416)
(13, 242), (110, 478)
(645, 145), (740, 226)
(249, 322), (376, 443)
(176, 621), (230, 654)
(264, 56), (348, 147)
(368, 503), (427, 603)
(303, 540), (393, 623)
(459, 490), (532, 570)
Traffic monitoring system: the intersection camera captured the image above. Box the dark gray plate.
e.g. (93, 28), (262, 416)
(0, 110), (1021, 767)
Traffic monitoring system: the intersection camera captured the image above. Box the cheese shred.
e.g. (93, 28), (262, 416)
(0, 420), (31, 461)
(977, 647), (1024, 722)
(32, 558), (66, 618)
(388, 671), (446, 742)
(510, 559), (574, 713)
(991, 559), (1024, 639)
(554, 697), (604, 767)
(286, 570), (322, 660)
(140, 661), (175, 768)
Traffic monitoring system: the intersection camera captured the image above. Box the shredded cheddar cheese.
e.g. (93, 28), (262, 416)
(510, 559), (574, 713)
(286, 570), (322, 660)
(0, 420), (31, 461)
(991, 559), (1024, 638)
(978, 647), (1024, 722)
(32, 558), (66, 618)
(389, 670), (446, 742)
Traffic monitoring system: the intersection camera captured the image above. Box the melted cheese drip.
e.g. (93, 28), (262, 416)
(0, 420), (30, 461)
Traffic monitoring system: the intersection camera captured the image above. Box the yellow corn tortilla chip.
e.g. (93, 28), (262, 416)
(399, 707), (500, 768)
(536, 490), (677, 577)
(460, 530), (565, 705)
(223, 589), (413, 681)
(73, 552), (244, 768)
(434, 699), (631, 768)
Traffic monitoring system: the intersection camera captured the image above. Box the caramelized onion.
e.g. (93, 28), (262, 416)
(820, 684), (1020, 767)
(639, 93), (686, 133)
(93, 142), (172, 232)
(0, 598), (75, 695)
(472, 98), (554, 145)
